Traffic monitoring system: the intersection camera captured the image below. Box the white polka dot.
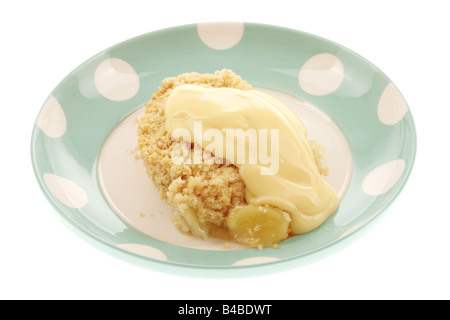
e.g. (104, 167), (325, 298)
(197, 22), (244, 50)
(43, 173), (88, 208)
(118, 244), (167, 261)
(95, 58), (139, 101)
(232, 256), (280, 266)
(362, 159), (406, 196)
(298, 53), (344, 96)
(36, 95), (67, 138)
(378, 83), (408, 125)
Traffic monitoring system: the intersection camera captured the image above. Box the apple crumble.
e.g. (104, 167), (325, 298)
(137, 69), (331, 247)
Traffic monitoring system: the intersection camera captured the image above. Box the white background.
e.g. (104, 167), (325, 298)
(1, 0), (449, 300)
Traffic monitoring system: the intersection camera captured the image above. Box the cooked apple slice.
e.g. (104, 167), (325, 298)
(226, 204), (291, 247)
(179, 207), (211, 241)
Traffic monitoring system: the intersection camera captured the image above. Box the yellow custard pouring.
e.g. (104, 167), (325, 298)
(165, 84), (339, 235)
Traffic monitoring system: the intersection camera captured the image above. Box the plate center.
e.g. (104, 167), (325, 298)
(97, 88), (352, 251)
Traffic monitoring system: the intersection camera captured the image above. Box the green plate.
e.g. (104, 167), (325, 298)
(31, 22), (416, 273)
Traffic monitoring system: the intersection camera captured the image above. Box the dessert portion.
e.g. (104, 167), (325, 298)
(137, 69), (339, 248)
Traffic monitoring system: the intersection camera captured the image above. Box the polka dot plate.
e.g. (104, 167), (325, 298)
(31, 23), (416, 273)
